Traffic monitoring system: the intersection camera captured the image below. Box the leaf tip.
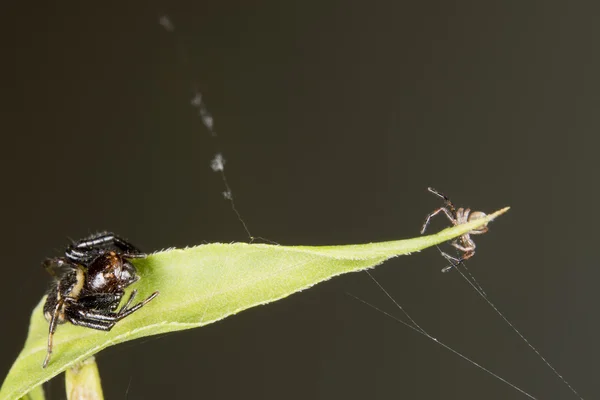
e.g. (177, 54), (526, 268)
(492, 206), (510, 217)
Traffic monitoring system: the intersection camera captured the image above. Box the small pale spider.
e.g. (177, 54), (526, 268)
(420, 187), (488, 270)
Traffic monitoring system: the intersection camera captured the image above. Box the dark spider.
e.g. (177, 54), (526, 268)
(420, 187), (489, 270)
(42, 232), (159, 368)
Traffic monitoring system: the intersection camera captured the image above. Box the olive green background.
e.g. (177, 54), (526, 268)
(1, 2), (598, 399)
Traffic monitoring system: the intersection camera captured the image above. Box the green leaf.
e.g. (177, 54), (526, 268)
(1, 207), (508, 400)
(17, 385), (43, 400)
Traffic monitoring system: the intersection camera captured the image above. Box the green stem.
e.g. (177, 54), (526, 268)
(65, 357), (104, 400)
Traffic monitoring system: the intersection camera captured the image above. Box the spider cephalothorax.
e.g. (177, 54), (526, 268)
(420, 187), (488, 266)
(42, 232), (159, 368)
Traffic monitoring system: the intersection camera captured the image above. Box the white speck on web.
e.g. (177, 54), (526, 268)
(161, 17), (254, 241)
(158, 15), (175, 32)
(191, 93), (202, 107)
(210, 153), (225, 171)
(190, 92), (216, 135)
(199, 108), (214, 131)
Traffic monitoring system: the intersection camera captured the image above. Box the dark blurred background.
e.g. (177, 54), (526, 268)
(2, 2), (598, 399)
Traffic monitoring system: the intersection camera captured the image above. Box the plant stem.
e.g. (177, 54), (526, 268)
(65, 357), (104, 400)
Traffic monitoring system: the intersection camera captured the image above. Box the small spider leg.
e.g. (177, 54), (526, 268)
(421, 207), (457, 234)
(94, 233), (145, 256)
(66, 232), (145, 262)
(64, 248), (90, 263)
(120, 289), (139, 311)
(67, 313), (115, 331)
(440, 251), (463, 273)
(72, 232), (122, 250)
(70, 291), (159, 324)
(108, 234), (146, 258)
(43, 295), (65, 368)
(116, 291), (159, 320)
(468, 226), (489, 235)
(452, 235), (476, 253)
(427, 187), (456, 210)
(457, 250), (475, 261)
(448, 238), (475, 264)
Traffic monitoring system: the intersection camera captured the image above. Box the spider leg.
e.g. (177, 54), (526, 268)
(440, 251), (463, 272)
(440, 246), (475, 272)
(452, 235), (476, 253)
(116, 291), (159, 320)
(421, 207), (457, 234)
(67, 291), (159, 324)
(427, 187), (450, 202)
(449, 236), (476, 265)
(66, 232), (145, 262)
(43, 297), (64, 368)
(469, 226), (489, 235)
(427, 187), (456, 211)
(66, 312), (115, 331)
(96, 233), (145, 256)
(120, 289), (138, 311)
